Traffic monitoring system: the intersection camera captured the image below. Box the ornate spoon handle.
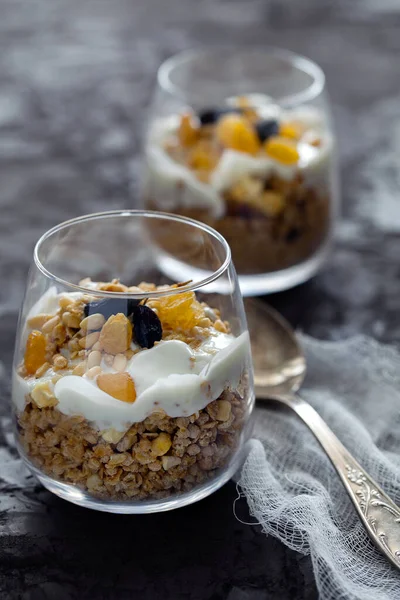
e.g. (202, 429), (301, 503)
(270, 393), (400, 570)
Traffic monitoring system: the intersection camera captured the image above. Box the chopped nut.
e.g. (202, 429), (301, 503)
(216, 400), (232, 421)
(91, 341), (101, 352)
(52, 355), (68, 370)
(80, 313), (106, 332)
(31, 381), (58, 408)
(72, 361), (87, 376)
(161, 456), (181, 470)
(59, 296), (73, 310)
(87, 350), (102, 370)
(103, 354), (114, 366)
(198, 317), (212, 328)
(41, 315), (61, 334)
(68, 337), (81, 353)
(113, 353), (127, 372)
(35, 361), (50, 378)
(186, 443), (201, 456)
(86, 366), (102, 379)
(27, 314), (52, 330)
(101, 429), (125, 444)
(52, 323), (67, 345)
(99, 313), (132, 355)
(98, 280), (128, 292)
(62, 312), (81, 329)
(151, 433), (172, 457)
(79, 331), (100, 349)
(97, 372), (136, 403)
(214, 319), (228, 333)
(86, 474), (102, 490)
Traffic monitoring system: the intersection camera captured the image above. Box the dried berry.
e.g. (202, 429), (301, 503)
(133, 305), (162, 349)
(83, 298), (140, 320)
(286, 228), (301, 242)
(255, 119), (279, 142)
(198, 107), (241, 126)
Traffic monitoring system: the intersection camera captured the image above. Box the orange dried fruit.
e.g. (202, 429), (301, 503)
(24, 330), (47, 375)
(187, 146), (217, 171)
(99, 313), (132, 355)
(178, 112), (199, 146)
(155, 291), (205, 331)
(234, 96), (258, 121)
(97, 372), (136, 403)
(216, 114), (259, 155)
(279, 121), (304, 140)
(264, 136), (300, 165)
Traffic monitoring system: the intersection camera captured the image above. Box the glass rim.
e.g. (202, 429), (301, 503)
(33, 209), (232, 298)
(158, 45), (326, 107)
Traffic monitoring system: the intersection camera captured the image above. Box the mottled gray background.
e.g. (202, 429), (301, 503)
(0, 0), (399, 598)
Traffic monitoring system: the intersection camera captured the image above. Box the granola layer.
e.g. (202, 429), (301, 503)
(17, 388), (246, 501)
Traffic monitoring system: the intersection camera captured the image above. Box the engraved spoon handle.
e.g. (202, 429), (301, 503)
(271, 392), (400, 570)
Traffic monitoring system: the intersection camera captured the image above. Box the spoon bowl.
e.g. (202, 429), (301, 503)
(245, 298), (306, 396)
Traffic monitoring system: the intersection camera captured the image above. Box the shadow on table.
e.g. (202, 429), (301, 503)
(1, 480), (317, 600)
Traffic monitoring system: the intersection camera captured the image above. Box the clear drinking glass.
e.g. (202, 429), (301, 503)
(12, 210), (254, 513)
(142, 47), (339, 295)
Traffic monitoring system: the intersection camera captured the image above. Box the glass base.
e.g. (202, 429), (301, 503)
(24, 456), (242, 514)
(237, 238), (332, 296)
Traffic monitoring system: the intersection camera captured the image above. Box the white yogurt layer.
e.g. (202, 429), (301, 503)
(144, 104), (333, 218)
(14, 289), (251, 433)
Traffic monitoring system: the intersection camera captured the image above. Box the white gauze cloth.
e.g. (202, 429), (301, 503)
(238, 335), (400, 600)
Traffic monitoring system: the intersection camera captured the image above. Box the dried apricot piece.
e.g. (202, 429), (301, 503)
(216, 114), (259, 155)
(99, 313), (132, 355)
(97, 372), (136, 403)
(264, 136), (300, 165)
(24, 330), (47, 375)
(178, 112), (199, 146)
(155, 292), (204, 331)
(187, 146), (217, 171)
(279, 121), (304, 140)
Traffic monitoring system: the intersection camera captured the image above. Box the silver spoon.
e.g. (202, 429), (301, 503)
(245, 298), (400, 570)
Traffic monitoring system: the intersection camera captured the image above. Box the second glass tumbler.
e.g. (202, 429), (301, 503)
(142, 47), (339, 295)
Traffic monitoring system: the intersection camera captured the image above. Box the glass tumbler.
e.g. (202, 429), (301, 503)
(142, 47), (339, 295)
(12, 210), (254, 513)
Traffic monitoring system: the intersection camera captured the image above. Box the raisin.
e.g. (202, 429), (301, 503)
(286, 228), (301, 243)
(255, 119), (279, 142)
(133, 305), (163, 349)
(198, 107), (241, 126)
(83, 298), (140, 320)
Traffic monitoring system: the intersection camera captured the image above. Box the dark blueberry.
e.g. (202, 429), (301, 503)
(83, 298), (140, 320)
(286, 228), (301, 243)
(133, 305), (163, 349)
(255, 119), (279, 142)
(198, 107), (242, 126)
